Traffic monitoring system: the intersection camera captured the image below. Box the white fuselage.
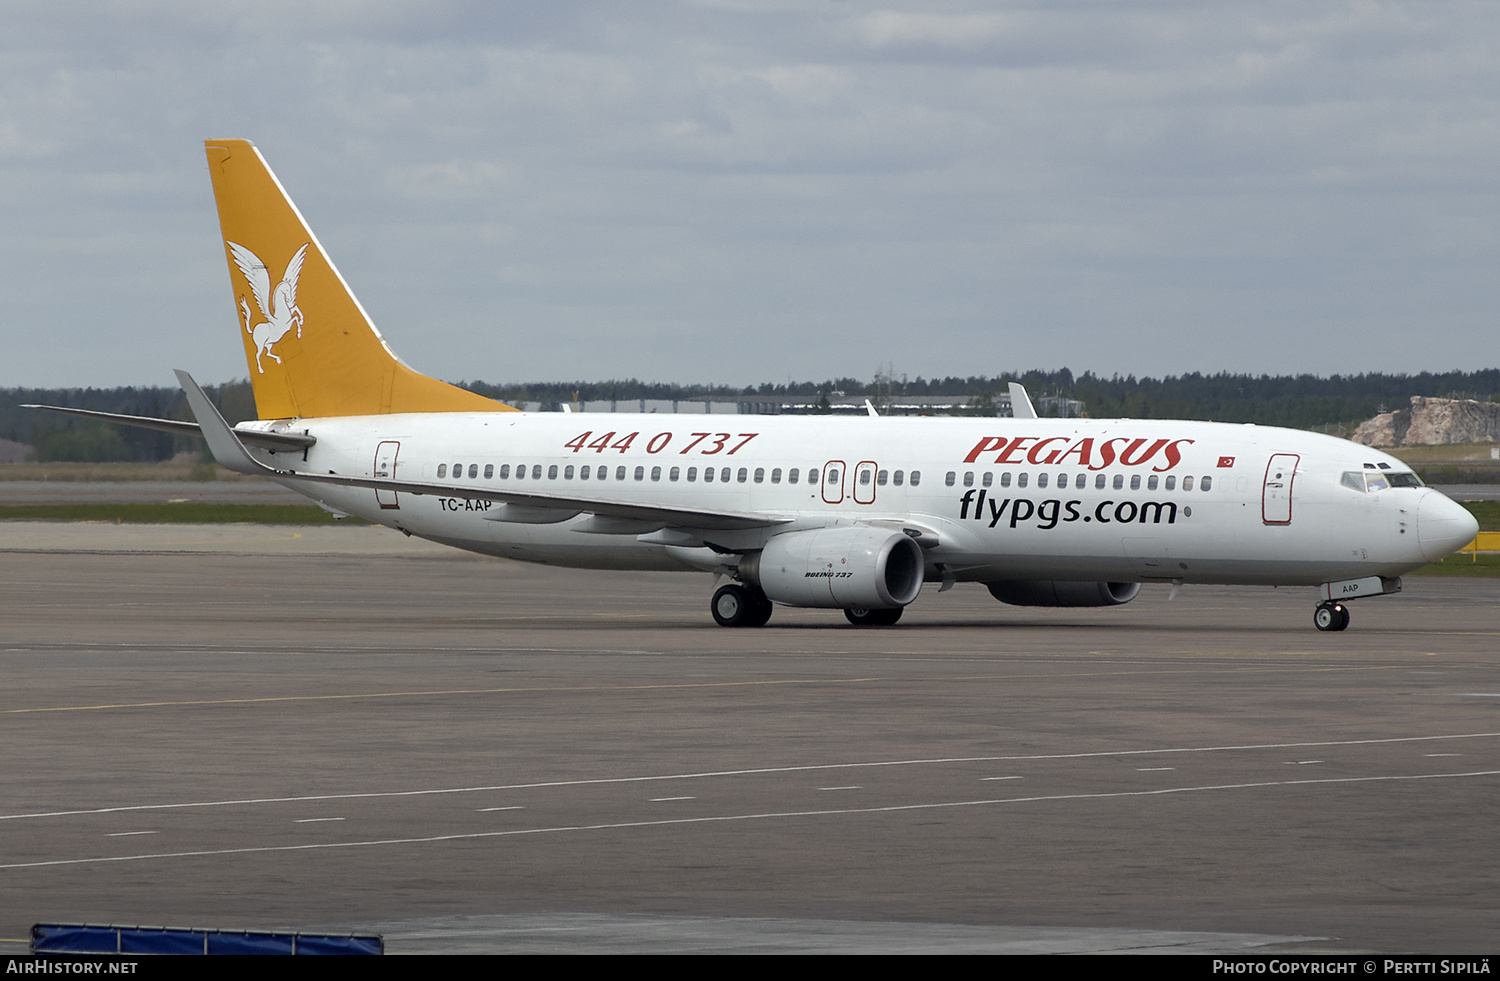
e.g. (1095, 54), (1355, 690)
(242, 411), (1475, 590)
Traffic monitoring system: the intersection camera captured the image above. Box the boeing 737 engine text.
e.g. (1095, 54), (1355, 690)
(29, 140), (1480, 631)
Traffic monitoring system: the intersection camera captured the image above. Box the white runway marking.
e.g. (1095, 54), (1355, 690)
(294, 817), (345, 823)
(818, 786), (861, 791)
(649, 797), (695, 802)
(477, 806), (524, 812)
(105, 831), (156, 837)
(4, 732), (1495, 824)
(980, 776), (1023, 781)
(7, 769), (1498, 871)
(1136, 767), (1175, 771)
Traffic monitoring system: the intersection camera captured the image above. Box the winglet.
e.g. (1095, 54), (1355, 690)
(174, 369), (264, 475)
(1007, 382), (1038, 420)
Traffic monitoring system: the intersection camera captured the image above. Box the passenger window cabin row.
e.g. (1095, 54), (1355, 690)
(944, 470), (1215, 492)
(430, 461), (1214, 491)
(432, 462), (927, 486)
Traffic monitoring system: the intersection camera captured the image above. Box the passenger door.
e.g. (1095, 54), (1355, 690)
(374, 441), (401, 510)
(1262, 453), (1298, 524)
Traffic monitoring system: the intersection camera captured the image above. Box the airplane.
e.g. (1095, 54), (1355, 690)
(29, 139), (1480, 632)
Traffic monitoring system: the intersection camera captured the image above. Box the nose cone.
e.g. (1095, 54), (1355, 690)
(1417, 491), (1479, 562)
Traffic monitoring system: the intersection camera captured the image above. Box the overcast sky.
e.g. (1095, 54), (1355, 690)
(3, 1), (1497, 389)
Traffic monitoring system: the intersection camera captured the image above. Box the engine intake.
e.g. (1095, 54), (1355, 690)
(742, 527), (924, 609)
(986, 580), (1141, 608)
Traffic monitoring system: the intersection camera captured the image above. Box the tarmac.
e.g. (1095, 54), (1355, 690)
(1, 520), (1497, 954)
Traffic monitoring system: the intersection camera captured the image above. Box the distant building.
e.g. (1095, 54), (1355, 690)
(508, 393), (1085, 417)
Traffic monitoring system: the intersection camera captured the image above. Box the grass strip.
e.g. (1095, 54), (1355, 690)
(1409, 553), (1500, 577)
(1457, 500), (1500, 531)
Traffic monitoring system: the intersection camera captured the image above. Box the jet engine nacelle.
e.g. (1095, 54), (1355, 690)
(742, 526), (925, 610)
(986, 580), (1141, 608)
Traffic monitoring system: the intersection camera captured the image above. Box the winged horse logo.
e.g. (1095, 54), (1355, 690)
(228, 241), (309, 373)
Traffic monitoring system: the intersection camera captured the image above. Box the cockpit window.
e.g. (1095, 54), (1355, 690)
(1342, 470), (1423, 492)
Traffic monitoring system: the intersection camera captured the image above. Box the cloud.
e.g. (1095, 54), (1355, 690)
(850, 11), (1019, 50)
(1, 1), (1498, 387)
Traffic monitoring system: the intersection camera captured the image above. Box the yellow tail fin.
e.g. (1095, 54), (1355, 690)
(205, 139), (516, 420)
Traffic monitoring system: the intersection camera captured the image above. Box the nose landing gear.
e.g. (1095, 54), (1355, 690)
(1314, 601), (1351, 632)
(1312, 576), (1400, 631)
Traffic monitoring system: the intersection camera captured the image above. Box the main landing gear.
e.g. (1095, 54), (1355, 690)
(708, 585), (906, 628)
(1313, 601), (1351, 632)
(711, 584), (773, 628)
(844, 606), (903, 627)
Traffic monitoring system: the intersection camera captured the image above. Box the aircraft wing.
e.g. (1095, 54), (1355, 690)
(261, 467), (787, 530)
(174, 370), (787, 532)
(23, 404), (316, 452)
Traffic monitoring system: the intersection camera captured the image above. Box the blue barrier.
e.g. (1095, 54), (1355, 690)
(32, 923), (382, 955)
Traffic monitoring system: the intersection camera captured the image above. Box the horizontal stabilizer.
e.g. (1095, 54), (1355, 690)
(23, 403), (315, 452)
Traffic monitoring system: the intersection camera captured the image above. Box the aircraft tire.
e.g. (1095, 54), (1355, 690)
(746, 594), (774, 627)
(1314, 602), (1350, 632)
(712, 584), (767, 627)
(844, 606), (903, 627)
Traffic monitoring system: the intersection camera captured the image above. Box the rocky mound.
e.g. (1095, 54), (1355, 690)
(1351, 396), (1500, 447)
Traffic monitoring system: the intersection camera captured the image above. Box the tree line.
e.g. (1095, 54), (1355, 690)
(4, 369), (1497, 461)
